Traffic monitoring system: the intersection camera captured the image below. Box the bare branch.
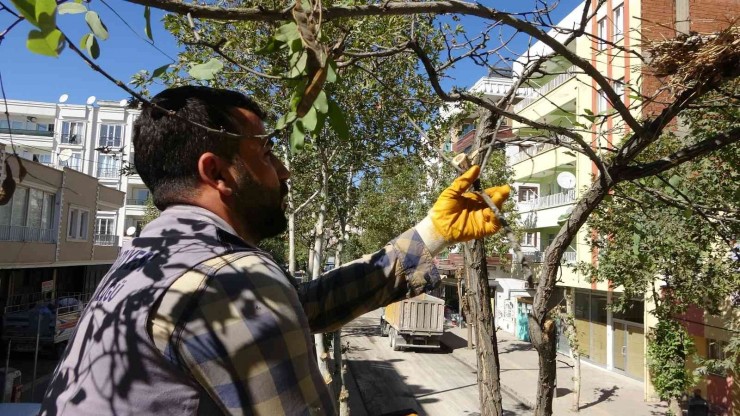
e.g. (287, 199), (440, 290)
(612, 127), (740, 181)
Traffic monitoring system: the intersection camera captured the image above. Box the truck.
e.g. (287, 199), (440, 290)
(2, 292), (88, 357)
(379, 293), (445, 351)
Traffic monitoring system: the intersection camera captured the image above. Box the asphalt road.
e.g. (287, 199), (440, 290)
(342, 309), (532, 416)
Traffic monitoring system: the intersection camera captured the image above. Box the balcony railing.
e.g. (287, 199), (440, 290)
(522, 250), (577, 264)
(94, 234), (119, 246)
(0, 128), (54, 137)
(0, 225), (56, 243)
(126, 198), (148, 206)
(519, 190), (576, 211)
(97, 167), (121, 178)
(514, 66), (578, 112)
(509, 136), (574, 165)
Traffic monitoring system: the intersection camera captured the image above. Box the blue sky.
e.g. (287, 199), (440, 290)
(0, 1), (580, 105)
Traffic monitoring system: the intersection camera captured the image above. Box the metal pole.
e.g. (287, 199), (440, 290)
(31, 313), (41, 398)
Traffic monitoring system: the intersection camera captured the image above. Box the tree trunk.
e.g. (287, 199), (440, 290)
(529, 179), (611, 416)
(564, 287), (581, 412)
(465, 241), (503, 416)
(312, 162), (331, 386)
(283, 145), (297, 275)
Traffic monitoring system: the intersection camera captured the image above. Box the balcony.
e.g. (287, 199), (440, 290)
(94, 234), (119, 246)
(0, 128), (54, 137)
(126, 198), (147, 206)
(509, 136), (574, 165)
(0, 225), (55, 243)
(97, 167), (121, 178)
(522, 250), (577, 264)
(514, 66), (578, 112)
(519, 190), (576, 212)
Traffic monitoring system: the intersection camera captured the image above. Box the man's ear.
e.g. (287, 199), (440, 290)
(197, 152), (236, 197)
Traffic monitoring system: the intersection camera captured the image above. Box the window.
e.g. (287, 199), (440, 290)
(597, 89), (608, 113)
(707, 339), (727, 361)
(518, 186), (538, 202)
(33, 153), (52, 165)
(0, 186), (55, 229)
(10, 187), (28, 226)
(597, 18), (607, 50)
(523, 232), (537, 247)
(61, 121), (84, 144)
(95, 217), (115, 235)
(613, 5), (624, 40)
(59, 152), (82, 171)
(98, 124), (123, 148)
(67, 207), (90, 240)
(614, 79), (625, 105)
(97, 155), (120, 178)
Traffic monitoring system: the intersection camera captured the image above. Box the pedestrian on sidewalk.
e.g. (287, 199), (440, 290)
(40, 86), (510, 416)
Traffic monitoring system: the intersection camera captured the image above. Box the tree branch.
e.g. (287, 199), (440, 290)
(612, 127), (740, 181)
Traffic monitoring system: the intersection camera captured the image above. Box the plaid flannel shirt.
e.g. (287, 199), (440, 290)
(150, 226), (440, 416)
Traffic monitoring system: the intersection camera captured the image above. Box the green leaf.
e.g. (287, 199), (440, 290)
(255, 38), (282, 55)
(326, 60), (337, 83)
(301, 106), (318, 131)
(34, 0), (57, 32)
(58, 2), (87, 14)
(10, 0), (36, 26)
(313, 90), (328, 114)
(652, 177), (662, 188)
(144, 6), (153, 41)
(151, 63), (169, 79)
(584, 108), (594, 116)
(188, 58), (223, 80)
(288, 51), (308, 78)
(275, 112), (296, 131)
(288, 38), (303, 53)
(682, 208), (692, 218)
(27, 28), (63, 57)
(668, 175), (681, 188)
(274, 22), (299, 43)
(85, 11), (109, 40)
(80, 32), (99, 59)
(327, 99), (349, 140)
(290, 120), (305, 153)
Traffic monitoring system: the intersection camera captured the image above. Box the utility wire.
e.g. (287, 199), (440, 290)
(99, 0), (177, 63)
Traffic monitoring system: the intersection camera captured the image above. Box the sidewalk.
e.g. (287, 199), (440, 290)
(440, 326), (669, 415)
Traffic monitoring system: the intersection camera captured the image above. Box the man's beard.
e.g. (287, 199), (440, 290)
(232, 164), (288, 241)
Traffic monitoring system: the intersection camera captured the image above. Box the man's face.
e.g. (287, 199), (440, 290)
(229, 108), (291, 241)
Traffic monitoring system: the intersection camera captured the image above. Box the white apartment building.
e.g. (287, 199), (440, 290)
(0, 97), (148, 246)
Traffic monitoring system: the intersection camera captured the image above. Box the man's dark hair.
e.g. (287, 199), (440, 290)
(133, 86), (265, 210)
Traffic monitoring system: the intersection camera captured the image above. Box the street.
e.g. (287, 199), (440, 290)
(342, 309), (532, 416)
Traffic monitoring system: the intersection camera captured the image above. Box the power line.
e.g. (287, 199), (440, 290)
(98, 0), (177, 63)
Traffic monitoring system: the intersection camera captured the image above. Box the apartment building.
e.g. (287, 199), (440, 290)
(506, 0), (738, 413)
(0, 97), (149, 246)
(0, 146), (124, 316)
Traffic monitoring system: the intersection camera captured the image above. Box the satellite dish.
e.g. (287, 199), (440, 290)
(119, 99), (128, 107)
(58, 148), (73, 162)
(86, 96), (97, 105)
(58, 94), (69, 103)
(125, 226), (137, 236)
(557, 172), (576, 189)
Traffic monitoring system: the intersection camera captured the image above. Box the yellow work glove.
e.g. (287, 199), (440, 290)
(416, 165), (510, 255)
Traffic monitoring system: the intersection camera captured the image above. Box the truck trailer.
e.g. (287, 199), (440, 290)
(380, 293), (445, 351)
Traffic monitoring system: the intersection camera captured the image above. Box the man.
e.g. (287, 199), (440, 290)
(40, 86), (509, 416)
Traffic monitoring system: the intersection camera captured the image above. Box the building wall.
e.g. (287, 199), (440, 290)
(0, 99), (142, 247)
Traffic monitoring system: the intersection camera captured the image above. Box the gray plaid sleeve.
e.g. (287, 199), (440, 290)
(298, 227), (440, 333)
